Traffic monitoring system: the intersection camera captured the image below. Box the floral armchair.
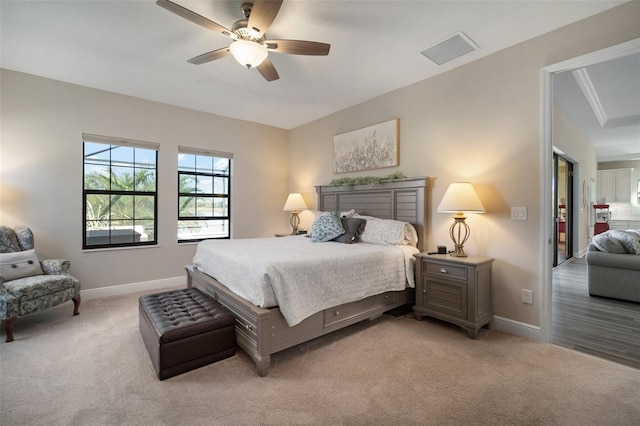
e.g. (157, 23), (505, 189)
(0, 225), (81, 342)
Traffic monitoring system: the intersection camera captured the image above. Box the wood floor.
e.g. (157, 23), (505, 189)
(552, 257), (640, 369)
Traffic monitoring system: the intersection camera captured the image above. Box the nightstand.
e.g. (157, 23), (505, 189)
(413, 253), (494, 339)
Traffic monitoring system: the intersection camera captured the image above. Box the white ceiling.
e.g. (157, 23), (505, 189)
(0, 0), (628, 131)
(554, 53), (640, 162)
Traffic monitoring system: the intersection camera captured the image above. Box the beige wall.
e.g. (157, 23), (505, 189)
(288, 2), (640, 327)
(0, 70), (289, 291)
(553, 106), (598, 256)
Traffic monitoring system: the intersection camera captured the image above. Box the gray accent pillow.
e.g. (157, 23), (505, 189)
(592, 231), (627, 254)
(0, 249), (44, 281)
(311, 212), (345, 242)
(610, 229), (640, 255)
(333, 218), (367, 244)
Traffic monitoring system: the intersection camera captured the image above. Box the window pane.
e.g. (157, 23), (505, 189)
(135, 195), (155, 220)
(136, 219), (155, 242)
(197, 175), (213, 195)
(213, 177), (228, 194)
(135, 147), (157, 167)
(86, 194), (111, 223)
(196, 197), (213, 217)
(178, 153), (196, 172)
(111, 145), (134, 168)
(213, 158), (230, 174)
(179, 196), (195, 216)
(84, 166), (110, 190)
(134, 168), (156, 192)
(111, 166), (135, 191)
(111, 195), (134, 219)
(196, 155), (213, 173)
(178, 219), (228, 240)
(84, 142), (111, 166)
(179, 174), (197, 194)
(110, 220), (137, 244)
(214, 198), (228, 217)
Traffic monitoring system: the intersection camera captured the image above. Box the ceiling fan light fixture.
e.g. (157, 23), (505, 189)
(229, 40), (268, 68)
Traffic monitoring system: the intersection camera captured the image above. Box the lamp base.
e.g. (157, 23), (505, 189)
(290, 212), (300, 235)
(450, 245), (468, 257)
(448, 215), (470, 257)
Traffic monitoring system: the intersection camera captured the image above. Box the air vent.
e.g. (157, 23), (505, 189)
(420, 31), (479, 65)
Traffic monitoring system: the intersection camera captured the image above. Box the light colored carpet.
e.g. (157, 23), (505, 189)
(1, 289), (639, 426)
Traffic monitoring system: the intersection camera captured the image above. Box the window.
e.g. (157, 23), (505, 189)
(178, 147), (232, 242)
(83, 134), (158, 249)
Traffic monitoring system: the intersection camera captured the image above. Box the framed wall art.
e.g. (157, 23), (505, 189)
(333, 118), (399, 174)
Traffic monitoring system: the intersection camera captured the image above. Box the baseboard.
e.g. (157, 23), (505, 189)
(492, 316), (542, 341)
(81, 276), (186, 300)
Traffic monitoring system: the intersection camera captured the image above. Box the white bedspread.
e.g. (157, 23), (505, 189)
(192, 236), (418, 326)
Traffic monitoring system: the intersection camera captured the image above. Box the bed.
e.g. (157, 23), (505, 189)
(186, 177), (427, 376)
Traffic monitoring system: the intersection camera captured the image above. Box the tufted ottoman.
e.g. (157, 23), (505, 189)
(139, 287), (235, 380)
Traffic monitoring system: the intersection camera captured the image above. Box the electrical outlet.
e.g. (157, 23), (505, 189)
(522, 289), (533, 304)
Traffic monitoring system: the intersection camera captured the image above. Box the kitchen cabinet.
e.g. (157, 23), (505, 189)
(597, 168), (632, 203)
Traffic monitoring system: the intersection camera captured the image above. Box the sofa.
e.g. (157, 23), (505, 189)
(585, 229), (640, 303)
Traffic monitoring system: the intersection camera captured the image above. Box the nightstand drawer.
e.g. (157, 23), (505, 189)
(424, 261), (467, 280)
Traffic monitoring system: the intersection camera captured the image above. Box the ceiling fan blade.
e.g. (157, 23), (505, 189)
(266, 40), (330, 56)
(247, 0), (283, 37)
(156, 0), (236, 40)
(257, 58), (279, 82)
(187, 48), (230, 65)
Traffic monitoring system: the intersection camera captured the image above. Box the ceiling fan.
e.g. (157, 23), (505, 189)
(156, 0), (331, 82)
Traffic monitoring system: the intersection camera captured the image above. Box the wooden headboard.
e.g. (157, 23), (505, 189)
(315, 177), (428, 251)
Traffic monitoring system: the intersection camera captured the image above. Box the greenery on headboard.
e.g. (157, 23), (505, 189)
(329, 172), (406, 187)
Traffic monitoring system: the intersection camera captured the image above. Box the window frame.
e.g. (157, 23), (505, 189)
(82, 133), (159, 250)
(177, 146), (232, 243)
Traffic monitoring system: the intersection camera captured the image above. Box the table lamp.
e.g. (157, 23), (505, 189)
(437, 182), (485, 257)
(283, 193), (307, 235)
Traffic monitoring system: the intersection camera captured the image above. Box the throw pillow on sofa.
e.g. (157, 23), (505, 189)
(592, 230), (640, 255)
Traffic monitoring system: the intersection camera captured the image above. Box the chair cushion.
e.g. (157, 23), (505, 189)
(3, 274), (80, 316)
(0, 249), (43, 281)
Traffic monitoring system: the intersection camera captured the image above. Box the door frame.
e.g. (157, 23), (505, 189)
(540, 38), (640, 342)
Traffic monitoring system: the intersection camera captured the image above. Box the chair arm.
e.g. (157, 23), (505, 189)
(0, 278), (20, 320)
(41, 259), (71, 275)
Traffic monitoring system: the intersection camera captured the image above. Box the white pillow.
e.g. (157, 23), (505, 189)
(0, 249), (44, 281)
(354, 214), (418, 246)
(313, 209), (356, 220)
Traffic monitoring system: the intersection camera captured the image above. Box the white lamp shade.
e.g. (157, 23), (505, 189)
(437, 182), (485, 213)
(283, 193), (307, 212)
(229, 40), (268, 68)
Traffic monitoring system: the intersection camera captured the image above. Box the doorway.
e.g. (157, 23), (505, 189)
(553, 154), (573, 266)
(540, 38), (640, 343)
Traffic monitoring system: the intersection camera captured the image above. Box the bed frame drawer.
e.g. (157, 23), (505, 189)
(323, 292), (396, 328)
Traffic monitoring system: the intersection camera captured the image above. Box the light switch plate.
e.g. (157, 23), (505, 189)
(511, 207), (527, 220)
